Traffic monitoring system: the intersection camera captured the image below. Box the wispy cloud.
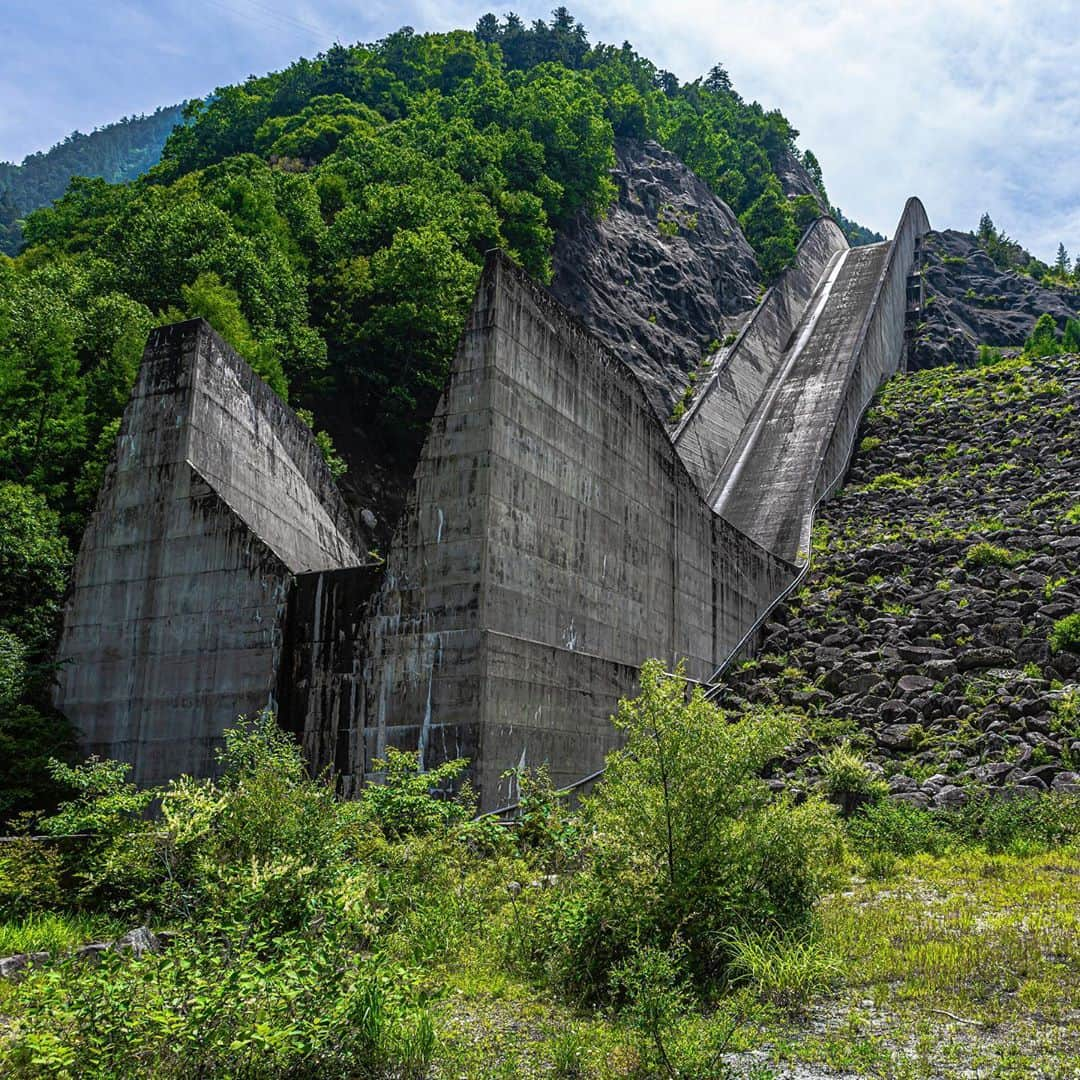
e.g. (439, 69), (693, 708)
(3, 0), (1076, 261)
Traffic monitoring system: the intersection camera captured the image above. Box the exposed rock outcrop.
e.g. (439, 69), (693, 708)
(911, 230), (1080, 369)
(774, 146), (828, 205)
(551, 138), (761, 417)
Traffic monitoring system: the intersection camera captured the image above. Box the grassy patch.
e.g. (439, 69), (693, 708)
(0, 912), (122, 958)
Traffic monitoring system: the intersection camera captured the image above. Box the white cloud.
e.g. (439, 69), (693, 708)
(559, 0), (1079, 261)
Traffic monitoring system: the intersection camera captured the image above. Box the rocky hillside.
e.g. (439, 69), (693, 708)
(550, 139), (760, 417)
(713, 352), (1080, 805)
(911, 230), (1080, 369)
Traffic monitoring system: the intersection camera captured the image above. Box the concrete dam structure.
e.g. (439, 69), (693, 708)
(55, 199), (930, 806)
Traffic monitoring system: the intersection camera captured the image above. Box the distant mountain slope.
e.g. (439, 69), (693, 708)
(0, 105), (184, 254)
(834, 208), (884, 247)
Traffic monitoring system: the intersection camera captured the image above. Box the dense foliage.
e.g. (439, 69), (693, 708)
(975, 211), (1080, 287)
(0, 107), (184, 256)
(833, 207), (884, 247)
(523, 661), (842, 1000)
(2, 672), (1076, 1076)
(0, 673), (842, 1077)
(1023, 312), (1080, 358)
(11, 12), (817, 449)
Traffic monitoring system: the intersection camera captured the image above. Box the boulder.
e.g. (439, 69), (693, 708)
(0, 951), (50, 979)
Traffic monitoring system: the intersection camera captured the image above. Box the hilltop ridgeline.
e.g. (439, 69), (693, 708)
(713, 353), (1080, 805)
(0, 106), (184, 256)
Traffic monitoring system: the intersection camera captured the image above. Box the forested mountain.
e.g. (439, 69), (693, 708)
(834, 207), (884, 247)
(0, 106), (184, 255)
(0, 10), (843, 814)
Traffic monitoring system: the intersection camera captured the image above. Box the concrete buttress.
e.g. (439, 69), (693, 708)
(55, 199), (930, 807)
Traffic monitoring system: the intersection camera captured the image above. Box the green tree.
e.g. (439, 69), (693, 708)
(739, 176), (798, 278)
(164, 271), (288, 397)
(802, 149), (826, 201)
(791, 193), (821, 235)
(533, 661), (843, 996)
(0, 482), (70, 649)
(1024, 312), (1061, 358)
(0, 277), (88, 511)
(1062, 317), (1080, 354)
(0, 482), (74, 819)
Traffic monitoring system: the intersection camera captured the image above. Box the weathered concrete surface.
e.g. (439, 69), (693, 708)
(57, 198), (930, 805)
(813, 198), (931, 508)
(277, 565), (382, 780)
(710, 199), (931, 564)
(672, 217), (849, 499)
(362, 252), (794, 804)
(711, 242), (891, 557)
(55, 320), (365, 786)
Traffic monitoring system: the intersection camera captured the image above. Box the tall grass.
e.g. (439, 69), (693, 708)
(0, 911), (121, 957)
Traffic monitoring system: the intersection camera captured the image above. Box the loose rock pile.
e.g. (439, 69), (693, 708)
(713, 353), (1080, 805)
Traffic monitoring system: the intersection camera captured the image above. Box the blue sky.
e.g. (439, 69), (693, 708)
(3, 0), (1077, 262)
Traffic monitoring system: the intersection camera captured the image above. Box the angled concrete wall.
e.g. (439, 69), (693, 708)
(362, 253), (794, 804)
(55, 320), (364, 786)
(56, 200), (929, 805)
(814, 198), (932, 506)
(672, 217), (848, 497)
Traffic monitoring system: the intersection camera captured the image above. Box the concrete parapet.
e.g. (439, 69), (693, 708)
(813, 198), (932, 512)
(672, 217), (849, 496)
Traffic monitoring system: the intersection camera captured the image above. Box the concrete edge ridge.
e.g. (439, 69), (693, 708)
(672, 215), (848, 442)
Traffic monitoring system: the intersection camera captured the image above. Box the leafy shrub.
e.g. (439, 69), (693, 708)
(0, 835), (65, 919)
(609, 942), (691, 1073)
(0, 714), (513, 1075)
(362, 747), (472, 840)
(656, 215), (679, 239)
(953, 793), (1080, 854)
(39, 757), (159, 913)
(846, 798), (947, 857)
(865, 471), (922, 491)
(1050, 613), (1080, 654)
(963, 541), (1021, 568)
(508, 764), (583, 870)
(858, 435), (881, 453)
(1023, 312), (1061, 358)
(527, 661), (843, 998)
(0, 931), (436, 1079)
(818, 741), (887, 814)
